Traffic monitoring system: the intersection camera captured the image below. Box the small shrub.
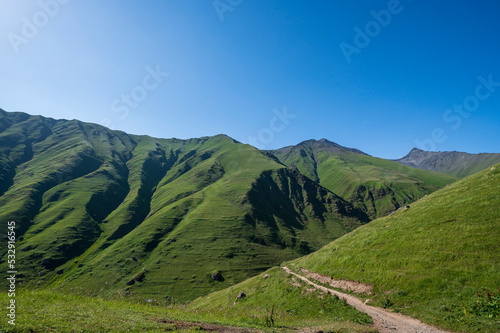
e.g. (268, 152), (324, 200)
(382, 297), (393, 309)
(469, 289), (500, 318)
(395, 290), (408, 297)
(264, 304), (275, 327)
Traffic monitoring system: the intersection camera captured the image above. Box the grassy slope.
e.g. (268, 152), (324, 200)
(58, 137), (366, 302)
(272, 139), (457, 219)
(0, 111), (366, 303)
(185, 267), (375, 331)
(0, 289), (174, 332)
(291, 164), (500, 332)
(0, 268), (376, 332)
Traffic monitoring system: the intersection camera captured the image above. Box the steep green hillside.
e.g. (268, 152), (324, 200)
(0, 110), (367, 302)
(397, 147), (500, 177)
(291, 163), (500, 332)
(271, 139), (457, 219)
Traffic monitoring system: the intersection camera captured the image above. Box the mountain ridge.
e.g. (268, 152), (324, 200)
(396, 147), (500, 177)
(271, 138), (369, 158)
(0, 109), (493, 303)
(0, 110), (367, 302)
(269, 139), (457, 219)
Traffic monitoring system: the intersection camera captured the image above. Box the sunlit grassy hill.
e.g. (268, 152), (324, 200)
(291, 163), (500, 332)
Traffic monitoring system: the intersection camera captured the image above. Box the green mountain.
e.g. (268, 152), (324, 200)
(0, 110), (367, 302)
(291, 163), (500, 332)
(396, 147), (500, 178)
(270, 139), (457, 219)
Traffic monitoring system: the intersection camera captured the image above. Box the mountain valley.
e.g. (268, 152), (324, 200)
(0, 109), (498, 332)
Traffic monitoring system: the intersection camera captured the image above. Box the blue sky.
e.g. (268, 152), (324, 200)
(1, 0), (499, 159)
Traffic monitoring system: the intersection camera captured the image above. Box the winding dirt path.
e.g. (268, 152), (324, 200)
(282, 267), (451, 333)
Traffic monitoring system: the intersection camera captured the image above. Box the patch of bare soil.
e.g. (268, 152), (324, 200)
(284, 267), (452, 333)
(299, 268), (373, 294)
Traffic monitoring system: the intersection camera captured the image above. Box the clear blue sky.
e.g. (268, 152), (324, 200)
(1, 0), (499, 158)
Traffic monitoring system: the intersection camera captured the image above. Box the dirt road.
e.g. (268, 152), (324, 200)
(282, 267), (451, 333)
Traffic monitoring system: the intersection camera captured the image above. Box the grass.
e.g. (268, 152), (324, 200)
(0, 288), (173, 332)
(186, 267), (375, 331)
(290, 163), (500, 332)
(0, 267), (377, 332)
